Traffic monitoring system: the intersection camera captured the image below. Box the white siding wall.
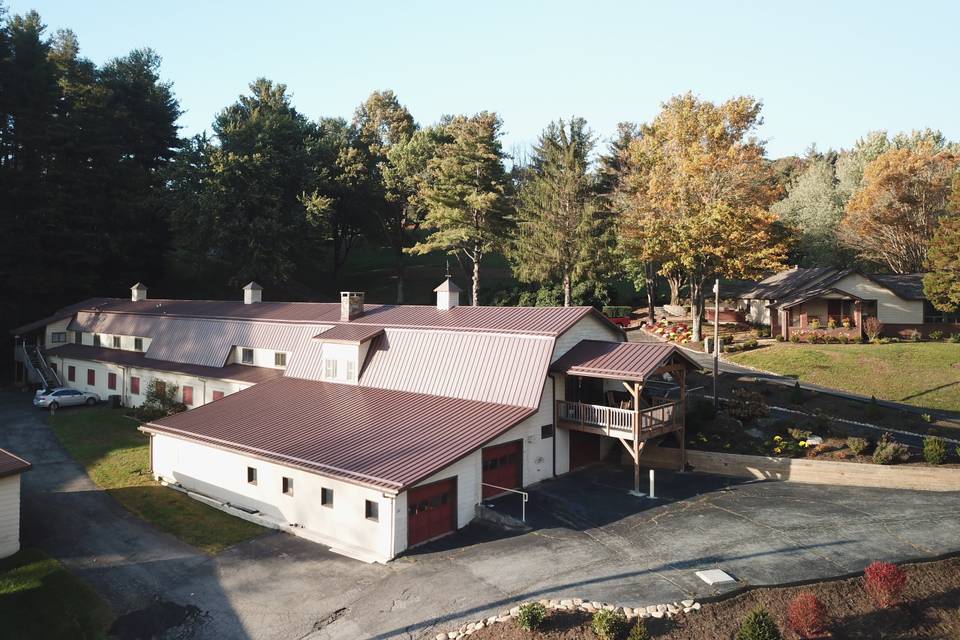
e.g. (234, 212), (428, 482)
(75, 331), (152, 352)
(151, 434), (395, 562)
(0, 475), (21, 559)
(44, 318), (70, 347)
(552, 314), (623, 362)
(48, 356), (247, 408)
(227, 345), (289, 369)
(834, 274), (924, 323)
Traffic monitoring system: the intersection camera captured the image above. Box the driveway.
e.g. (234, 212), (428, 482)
(3, 390), (960, 639)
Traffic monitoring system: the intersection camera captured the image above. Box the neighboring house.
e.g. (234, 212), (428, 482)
(736, 267), (960, 340)
(0, 449), (31, 559)
(13, 280), (699, 563)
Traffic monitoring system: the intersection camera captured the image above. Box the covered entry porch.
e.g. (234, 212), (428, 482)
(550, 340), (701, 495)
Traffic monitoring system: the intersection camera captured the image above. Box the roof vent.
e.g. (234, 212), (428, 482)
(243, 281), (263, 304)
(130, 282), (147, 302)
(340, 292), (364, 321)
(433, 277), (462, 311)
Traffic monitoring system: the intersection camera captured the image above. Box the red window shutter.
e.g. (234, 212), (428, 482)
(68, 366), (75, 382)
(182, 385), (193, 406)
(212, 390), (224, 401)
(87, 369), (95, 385)
(108, 373), (117, 390)
(131, 376), (140, 394)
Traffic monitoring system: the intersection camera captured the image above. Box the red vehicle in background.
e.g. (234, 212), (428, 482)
(602, 306), (634, 329)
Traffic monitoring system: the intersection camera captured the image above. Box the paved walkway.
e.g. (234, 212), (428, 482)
(3, 390), (960, 640)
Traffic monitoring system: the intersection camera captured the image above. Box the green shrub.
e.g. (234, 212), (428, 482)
(725, 388), (769, 423)
(133, 380), (186, 422)
(591, 608), (628, 640)
(742, 338), (759, 349)
(686, 397), (717, 434)
(775, 334), (785, 342)
(949, 333), (960, 343)
(516, 602), (547, 631)
(627, 619), (651, 640)
(923, 437), (948, 465)
(872, 433), (910, 465)
(789, 334), (801, 343)
(921, 413), (933, 423)
(928, 330), (944, 341)
(846, 437), (869, 456)
(736, 607), (782, 640)
(603, 305), (633, 318)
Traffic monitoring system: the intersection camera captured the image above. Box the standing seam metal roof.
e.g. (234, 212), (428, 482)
(0, 449), (31, 478)
(550, 340), (701, 382)
(144, 377), (534, 491)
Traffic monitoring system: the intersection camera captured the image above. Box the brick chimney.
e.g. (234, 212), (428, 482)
(433, 277), (462, 311)
(340, 292), (365, 321)
(130, 282), (148, 302)
(243, 281), (263, 304)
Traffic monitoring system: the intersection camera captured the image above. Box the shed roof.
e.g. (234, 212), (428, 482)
(871, 273), (925, 300)
(143, 377), (534, 491)
(0, 449), (31, 478)
(47, 344), (284, 384)
(550, 340), (701, 382)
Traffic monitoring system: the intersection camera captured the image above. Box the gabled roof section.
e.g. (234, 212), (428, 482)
(47, 344), (285, 384)
(0, 448), (31, 478)
(776, 286), (864, 310)
(550, 340), (701, 382)
(313, 324), (384, 344)
(740, 267), (848, 300)
(870, 273), (926, 300)
(433, 277), (463, 293)
(242, 281), (263, 291)
(9, 297), (114, 335)
(143, 377), (534, 491)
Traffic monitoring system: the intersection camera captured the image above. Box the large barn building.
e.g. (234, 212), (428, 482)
(13, 281), (696, 562)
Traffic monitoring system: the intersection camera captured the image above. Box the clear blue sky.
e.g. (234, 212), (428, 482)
(8, 0), (959, 158)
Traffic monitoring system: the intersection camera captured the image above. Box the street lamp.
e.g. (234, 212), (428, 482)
(712, 278), (720, 410)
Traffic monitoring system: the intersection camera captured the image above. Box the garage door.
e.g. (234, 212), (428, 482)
(569, 430), (603, 469)
(407, 478), (457, 547)
(482, 440), (522, 499)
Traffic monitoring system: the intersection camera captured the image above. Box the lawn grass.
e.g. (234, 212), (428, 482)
(49, 407), (264, 554)
(727, 342), (960, 412)
(0, 547), (113, 639)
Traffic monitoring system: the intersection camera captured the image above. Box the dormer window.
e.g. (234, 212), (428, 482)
(274, 352), (287, 367)
(324, 359), (337, 379)
(93, 334), (101, 347)
(134, 337), (143, 351)
(346, 360), (356, 381)
(241, 348), (254, 365)
(112, 336), (121, 348)
(74, 332), (82, 345)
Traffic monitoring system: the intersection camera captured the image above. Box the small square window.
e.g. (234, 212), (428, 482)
(324, 359), (337, 379)
(321, 487), (333, 507)
(282, 477), (294, 496)
(365, 500), (379, 522)
(134, 337), (143, 351)
(93, 334), (101, 347)
(247, 467), (258, 485)
(274, 352), (287, 367)
(241, 348), (254, 364)
(540, 424), (554, 439)
(112, 336), (121, 348)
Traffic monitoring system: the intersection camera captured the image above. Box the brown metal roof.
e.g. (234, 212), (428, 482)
(0, 449), (31, 478)
(143, 377), (534, 491)
(47, 344), (284, 384)
(10, 298), (114, 335)
(57, 297), (598, 336)
(550, 340), (701, 382)
(313, 324), (385, 343)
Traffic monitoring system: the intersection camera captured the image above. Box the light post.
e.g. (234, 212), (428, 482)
(712, 278), (720, 410)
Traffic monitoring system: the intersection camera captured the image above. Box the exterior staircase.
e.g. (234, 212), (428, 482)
(21, 343), (62, 389)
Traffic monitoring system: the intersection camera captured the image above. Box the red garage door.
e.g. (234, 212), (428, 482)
(407, 478), (457, 547)
(482, 440), (523, 499)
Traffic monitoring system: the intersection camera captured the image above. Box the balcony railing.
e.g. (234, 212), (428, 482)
(556, 400), (681, 439)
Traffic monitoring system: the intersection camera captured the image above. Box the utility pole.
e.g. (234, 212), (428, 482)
(712, 278), (720, 411)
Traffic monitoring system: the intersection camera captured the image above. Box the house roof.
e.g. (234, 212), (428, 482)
(550, 340), (701, 383)
(313, 324), (385, 344)
(433, 277), (463, 293)
(143, 377), (534, 491)
(776, 286), (865, 310)
(9, 298), (114, 335)
(47, 344), (284, 385)
(242, 281), (263, 291)
(0, 449), (31, 478)
(47, 297), (601, 336)
(740, 267), (849, 301)
(871, 273), (926, 300)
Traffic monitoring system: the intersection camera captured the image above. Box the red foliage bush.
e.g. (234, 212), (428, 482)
(864, 561), (907, 608)
(787, 592), (828, 637)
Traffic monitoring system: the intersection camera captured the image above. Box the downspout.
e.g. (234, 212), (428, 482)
(548, 373), (557, 478)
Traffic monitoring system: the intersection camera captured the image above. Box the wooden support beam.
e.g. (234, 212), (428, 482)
(633, 441), (646, 494)
(618, 438), (636, 463)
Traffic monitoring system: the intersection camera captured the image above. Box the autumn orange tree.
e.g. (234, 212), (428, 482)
(841, 147), (958, 273)
(619, 93), (789, 342)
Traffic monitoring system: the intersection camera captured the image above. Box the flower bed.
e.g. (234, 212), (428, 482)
(643, 319), (694, 344)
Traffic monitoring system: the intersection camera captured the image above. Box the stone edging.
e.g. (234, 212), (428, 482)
(434, 597), (701, 639)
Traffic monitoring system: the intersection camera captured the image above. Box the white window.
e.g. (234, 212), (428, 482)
(346, 360), (356, 381)
(274, 352), (287, 368)
(51, 332), (67, 344)
(241, 348), (254, 365)
(112, 336), (121, 348)
(282, 477), (294, 496)
(324, 359), (337, 379)
(134, 337), (143, 351)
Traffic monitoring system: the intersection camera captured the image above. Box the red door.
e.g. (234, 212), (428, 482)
(407, 478), (457, 547)
(481, 440), (523, 499)
(569, 430), (603, 469)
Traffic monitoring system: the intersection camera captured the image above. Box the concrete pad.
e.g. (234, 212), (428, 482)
(695, 569), (737, 585)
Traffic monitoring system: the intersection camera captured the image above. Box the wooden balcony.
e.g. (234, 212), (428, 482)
(555, 399), (682, 442)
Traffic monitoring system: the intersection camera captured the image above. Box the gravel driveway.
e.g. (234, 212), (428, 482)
(3, 390), (960, 640)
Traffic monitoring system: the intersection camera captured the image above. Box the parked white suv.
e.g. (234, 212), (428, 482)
(33, 387), (99, 409)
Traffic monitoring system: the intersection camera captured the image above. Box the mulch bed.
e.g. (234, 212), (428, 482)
(468, 558), (960, 639)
